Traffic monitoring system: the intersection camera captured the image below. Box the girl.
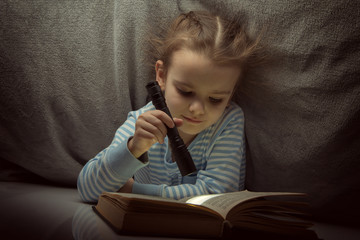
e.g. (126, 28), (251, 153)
(78, 11), (260, 202)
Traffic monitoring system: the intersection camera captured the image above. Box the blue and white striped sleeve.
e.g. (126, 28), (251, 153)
(195, 109), (245, 194)
(77, 106), (151, 203)
(155, 106), (246, 199)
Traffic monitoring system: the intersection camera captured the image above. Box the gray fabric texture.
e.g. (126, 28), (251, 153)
(1, 0), (359, 224)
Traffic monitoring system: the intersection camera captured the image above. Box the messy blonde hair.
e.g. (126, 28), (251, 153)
(150, 11), (264, 100)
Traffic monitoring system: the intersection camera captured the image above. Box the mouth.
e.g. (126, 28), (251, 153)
(182, 115), (203, 124)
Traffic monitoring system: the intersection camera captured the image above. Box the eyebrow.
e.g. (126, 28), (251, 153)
(174, 80), (232, 95)
(211, 90), (232, 95)
(174, 80), (192, 88)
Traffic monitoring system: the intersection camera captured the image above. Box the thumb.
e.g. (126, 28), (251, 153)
(173, 118), (183, 127)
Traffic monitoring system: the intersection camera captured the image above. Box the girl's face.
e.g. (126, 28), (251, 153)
(155, 49), (240, 145)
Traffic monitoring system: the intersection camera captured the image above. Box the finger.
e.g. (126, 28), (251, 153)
(134, 126), (157, 145)
(138, 114), (167, 143)
(149, 112), (169, 137)
(152, 110), (175, 128)
(173, 118), (183, 127)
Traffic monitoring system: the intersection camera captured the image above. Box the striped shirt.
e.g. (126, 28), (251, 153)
(77, 101), (246, 202)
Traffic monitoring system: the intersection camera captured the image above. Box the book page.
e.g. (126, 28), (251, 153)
(105, 191), (303, 220)
(105, 192), (223, 219)
(185, 190), (303, 219)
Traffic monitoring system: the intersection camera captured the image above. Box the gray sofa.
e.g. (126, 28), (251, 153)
(1, 1), (359, 239)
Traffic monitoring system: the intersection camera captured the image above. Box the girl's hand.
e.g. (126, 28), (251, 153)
(128, 110), (183, 158)
(118, 178), (134, 193)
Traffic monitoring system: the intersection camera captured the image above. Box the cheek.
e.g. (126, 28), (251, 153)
(208, 106), (224, 120)
(207, 103), (229, 123)
(164, 89), (185, 113)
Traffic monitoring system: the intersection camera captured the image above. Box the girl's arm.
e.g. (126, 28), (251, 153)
(77, 102), (178, 202)
(133, 108), (246, 200)
(77, 102), (160, 202)
(76, 114), (146, 202)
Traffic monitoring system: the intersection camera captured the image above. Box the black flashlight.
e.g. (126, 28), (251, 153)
(146, 81), (197, 176)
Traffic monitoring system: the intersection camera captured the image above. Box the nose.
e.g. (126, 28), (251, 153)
(189, 99), (205, 116)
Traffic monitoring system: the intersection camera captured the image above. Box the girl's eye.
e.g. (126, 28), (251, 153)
(176, 88), (192, 96)
(209, 97), (223, 104)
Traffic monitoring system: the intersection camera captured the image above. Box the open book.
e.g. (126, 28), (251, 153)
(94, 190), (319, 239)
